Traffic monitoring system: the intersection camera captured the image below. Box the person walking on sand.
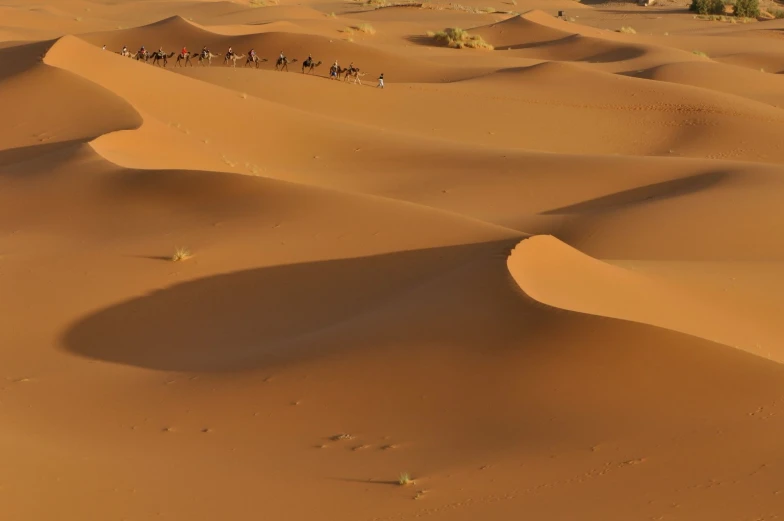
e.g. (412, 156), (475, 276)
(377, 72), (384, 89)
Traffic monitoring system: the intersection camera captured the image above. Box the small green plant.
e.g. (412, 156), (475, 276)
(618, 26), (636, 34)
(733, 0), (759, 17)
(693, 50), (709, 57)
(355, 23), (376, 34)
(772, 8), (784, 18)
(430, 27), (494, 49)
(399, 472), (413, 485)
(690, 0), (725, 15)
(172, 247), (192, 262)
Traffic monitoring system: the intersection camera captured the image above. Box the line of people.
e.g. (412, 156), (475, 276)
(329, 59), (384, 88)
(111, 43), (384, 87)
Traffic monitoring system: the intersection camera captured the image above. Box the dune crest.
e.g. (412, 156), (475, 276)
(508, 235), (783, 361)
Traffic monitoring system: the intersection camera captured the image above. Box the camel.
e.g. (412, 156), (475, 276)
(343, 67), (361, 83)
(175, 52), (195, 67)
(301, 57), (322, 74)
(224, 53), (246, 68)
(134, 49), (150, 62)
(329, 64), (348, 80)
(118, 49), (132, 58)
(244, 55), (268, 69)
(196, 51), (221, 66)
(346, 69), (365, 85)
(150, 51), (176, 67)
(274, 56), (298, 72)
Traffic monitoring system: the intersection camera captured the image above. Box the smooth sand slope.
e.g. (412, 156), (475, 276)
(4, 0), (784, 520)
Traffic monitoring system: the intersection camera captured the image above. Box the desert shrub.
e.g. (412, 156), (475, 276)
(355, 23), (376, 34)
(618, 26), (636, 33)
(430, 27), (494, 49)
(733, 0), (759, 17)
(171, 247), (192, 262)
(690, 0), (725, 15)
(693, 50), (709, 57)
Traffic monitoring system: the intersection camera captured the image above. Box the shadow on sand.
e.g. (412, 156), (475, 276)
(61, 239), (537, 373)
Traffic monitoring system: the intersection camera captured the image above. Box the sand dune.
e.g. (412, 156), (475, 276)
(631, 60), (784, 107)
(508, 235), (784, 361)
(6, 1), (784, 520)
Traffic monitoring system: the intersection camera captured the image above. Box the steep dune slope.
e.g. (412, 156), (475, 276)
(508, 235), (784, 361)
(0, 41), (141, 156)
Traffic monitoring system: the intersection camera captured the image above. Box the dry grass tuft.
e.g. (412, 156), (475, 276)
(618, 26), (636, 34)
(430, 27), (494, 49)
(693, 50), (709, 57)
(172, 247), (192, 262)
(327, 11), (337, 17)
(399, 472), (413, 486)
(355, 23), (376, 34)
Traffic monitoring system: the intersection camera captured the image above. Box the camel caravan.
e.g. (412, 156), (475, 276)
(111, 45), (363, 82)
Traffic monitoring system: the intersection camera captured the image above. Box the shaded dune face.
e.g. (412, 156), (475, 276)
(62, 242), (520, 372)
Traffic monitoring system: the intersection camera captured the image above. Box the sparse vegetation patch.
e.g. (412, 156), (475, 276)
(690, 0), (725, 15)
(355, 23), (377, 34)
(733, 0), (760, 17)
(429, 27), (494, 49)
(618, 26), (636, 33)
(172, 247), (192, 262)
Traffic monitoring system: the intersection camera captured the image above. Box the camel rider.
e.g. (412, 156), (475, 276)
(102, 44), (106, 51)
(202, 46), (209, 58)
(181, 46), (188, 57)
(122, 45), (127, 54)
(279, 51), (285, 62)
(227, 47), (234, 58)
(249, 49), (256, 59)
(307, 53), (312, 63)
(158, 47), (164, 57)
(140, 45), (146, 55)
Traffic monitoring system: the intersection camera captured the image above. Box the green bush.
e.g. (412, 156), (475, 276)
(690, 0), (725, 14)
(733, 0), (759, 17)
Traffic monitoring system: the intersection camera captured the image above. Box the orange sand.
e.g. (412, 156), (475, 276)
(3, 0), (784, 519)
